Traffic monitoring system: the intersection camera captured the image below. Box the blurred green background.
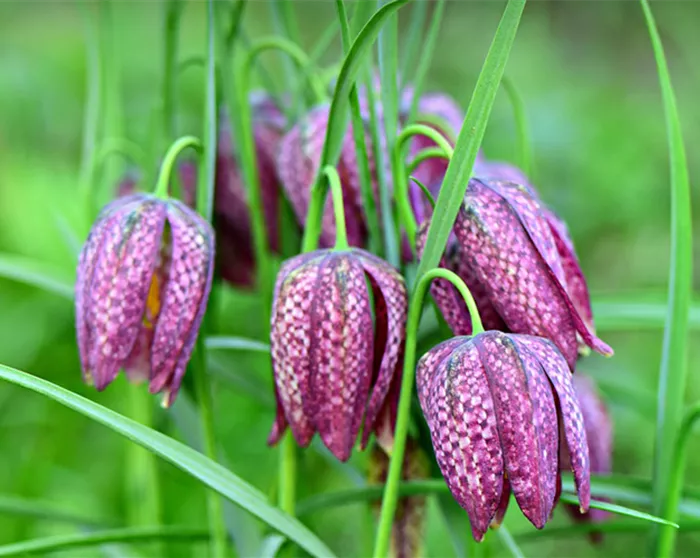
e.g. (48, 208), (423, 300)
(0, 1), (698, 556)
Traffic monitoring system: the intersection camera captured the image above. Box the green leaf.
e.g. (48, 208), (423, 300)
(205, 336), (270, 353)
(0, 495), (109, 527)
(592, 296), (700, 331)
(417, 0), (526, 278)
(0, 527), (208, 557)
(0, 253), (74, 299)
(558, 493), (678, 528)
(496, 525), (525, 558)
(515, 519), (700, 543)
(639, 0), (694, 554)
(0, 364), (335, 558)
(500, 75), (531, 176)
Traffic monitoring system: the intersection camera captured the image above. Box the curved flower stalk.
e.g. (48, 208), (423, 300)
(76, 193), (215, 407)
(368, 439), (428, 558)
(268, 247), (407, 461)
(417, 331), (591, 541)
(276, 104), (378, 249)
(562, 372), (613, 539)
(435, 178), (611, 368)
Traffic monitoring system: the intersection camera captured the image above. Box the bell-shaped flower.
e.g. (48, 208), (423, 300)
(268, 248), (407, 461)
(562, 372), (613, 535)
(276, 105), (378, 249)
(417, 330), (591, 541)
(452, 178), (612, 368)
(75, 193), (214, 406)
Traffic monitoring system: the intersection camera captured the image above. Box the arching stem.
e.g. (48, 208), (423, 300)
(153, 136), (202, 200)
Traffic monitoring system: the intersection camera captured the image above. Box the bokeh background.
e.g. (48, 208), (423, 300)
(0, 1), (698, 556)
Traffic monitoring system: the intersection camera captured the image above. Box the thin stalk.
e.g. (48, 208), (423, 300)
(399, 0), (428, 87)
(641, 1), (693, 556)
(0, 527), (208, 558)
(153, 136), (202, 200)
(125, 386), (162, 556)
(325, 165), (349, 250)
(270, 0), (305, 121)
(394, 124), (454, 251)
(162, 0), (183, 149)
(194, 2), (227, 556)
(78, 5), (101, 215)
(497, 525), (525, 558)
(95, 138), (148, 174)
(500, 76), (531, 176)
(336, 0), (382, 255)
(378, 0), (401, 267)
(373, 268), (483, 558)
(407, 147), (450, 176)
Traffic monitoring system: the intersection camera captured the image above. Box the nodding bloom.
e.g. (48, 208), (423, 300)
(276, 105), (378, 249)
(448, 178), (612, 368)
(369, 440), (428, 558)
(215, 96), (288, 287)
(268, 248), (407, 461)
(563, 373), (612, 537)
(75, 193), (214, 406)
(417, 331), (591, 541)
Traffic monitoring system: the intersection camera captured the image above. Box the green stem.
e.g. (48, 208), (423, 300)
(394, 124), (454, 251)
(279, 433), (297, 516)
(0, 527), (208, 558)
(406, 147), (450, 176)
(373, 268), (483, 558)
(153, 136), (202, 200)
(640, 1), (693, 555)
(162, 0), (183, 149)
(126, 386), (162, 555)
(95, 138), (148, 175)
(399, 0), (428, 87)
(335, 0), (381, 255)
(324, 165), (349, 250)
(500, 76), (531, 176)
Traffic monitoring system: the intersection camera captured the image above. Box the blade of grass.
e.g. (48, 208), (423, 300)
(496, 525), (525, 558)
(416, 0), (526, 278)
(0, 527), (208, 558)
(0, 253), (74, 299)
(639, 1), (693, 555)
(500, 75), (531, 176)
(399, 0), (428, 87)
(592, 297), (700, 331)
(0, 495), (110, 527)
(205, 336), (270, 353)
(0, 364), (335, 558)
(336, 0), (382, 255)
(516, 520), (700, 543)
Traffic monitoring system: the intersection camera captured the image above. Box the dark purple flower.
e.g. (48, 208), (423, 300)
(417, 331), (591, 541)
(276, 105), (378, 249)
(451, 178), (612, 368)
(268, 248), (407, 461)
(369, 439), (428, 558)
(76, 193), (214, 406)
(562, 373), (612, 537)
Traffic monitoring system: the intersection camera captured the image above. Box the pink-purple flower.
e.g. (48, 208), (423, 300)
(417, 331), (591, 541)
(268, 248), (407, 461)
(75, 193), (214, 406)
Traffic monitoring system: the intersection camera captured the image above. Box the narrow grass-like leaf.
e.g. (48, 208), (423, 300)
(399, 0), (428, 87)
(209, 356), (275, 408)
(0, 527), (208, 557)
(516, 520), (700, 543)
(0, 365), (334, 558)
(417, 0), (526, 278)
(559, 494), (678, 527)
(0, 253), (74, 299)
(0, 495), (109, 527)
(639, 1), (694, 554)
(593, 297), (700, 331)
(205, 336), (270, 353)
(497, 525), (525, 558)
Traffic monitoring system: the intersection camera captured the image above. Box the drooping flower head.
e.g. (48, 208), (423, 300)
(276, 105), (378, 249)
(417, 331), (591, 541)
(448, 178), (612, 368)
(562, 372), (613, 536)
(76, 193), (214, 406)
(268, 248), (407, 461)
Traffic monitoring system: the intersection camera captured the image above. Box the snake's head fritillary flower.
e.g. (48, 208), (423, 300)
(453, 178), (612, 369)
(215, 96), (287, 288)
(276, 105), (378, 249)
(369, 439), (429, 558)
(268, 248), (407, 461)
(417, 331), (591, 541)
(562, 373), (612, 538)
(76, 194), (214, 407)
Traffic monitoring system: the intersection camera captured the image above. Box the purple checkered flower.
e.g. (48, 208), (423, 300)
(450, 178), (612, 368)
(75, 193), (214, 406)
(562, 373), (612, 538)
(417, 331), (591, 541)
(268, 248), (407, 461)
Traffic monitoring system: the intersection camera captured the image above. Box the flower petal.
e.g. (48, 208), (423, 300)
(420, 340), (505, 542)
(415, 337), (465, 407)
(268, 253), (324, 447)
(354, 250), (408, 448)
(518, 336), (591, 512)
(149, 200), (214, 406)
(308, 254), (374, 461)
(86, 196), (167, 390)
(476, 332), (557, 529)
